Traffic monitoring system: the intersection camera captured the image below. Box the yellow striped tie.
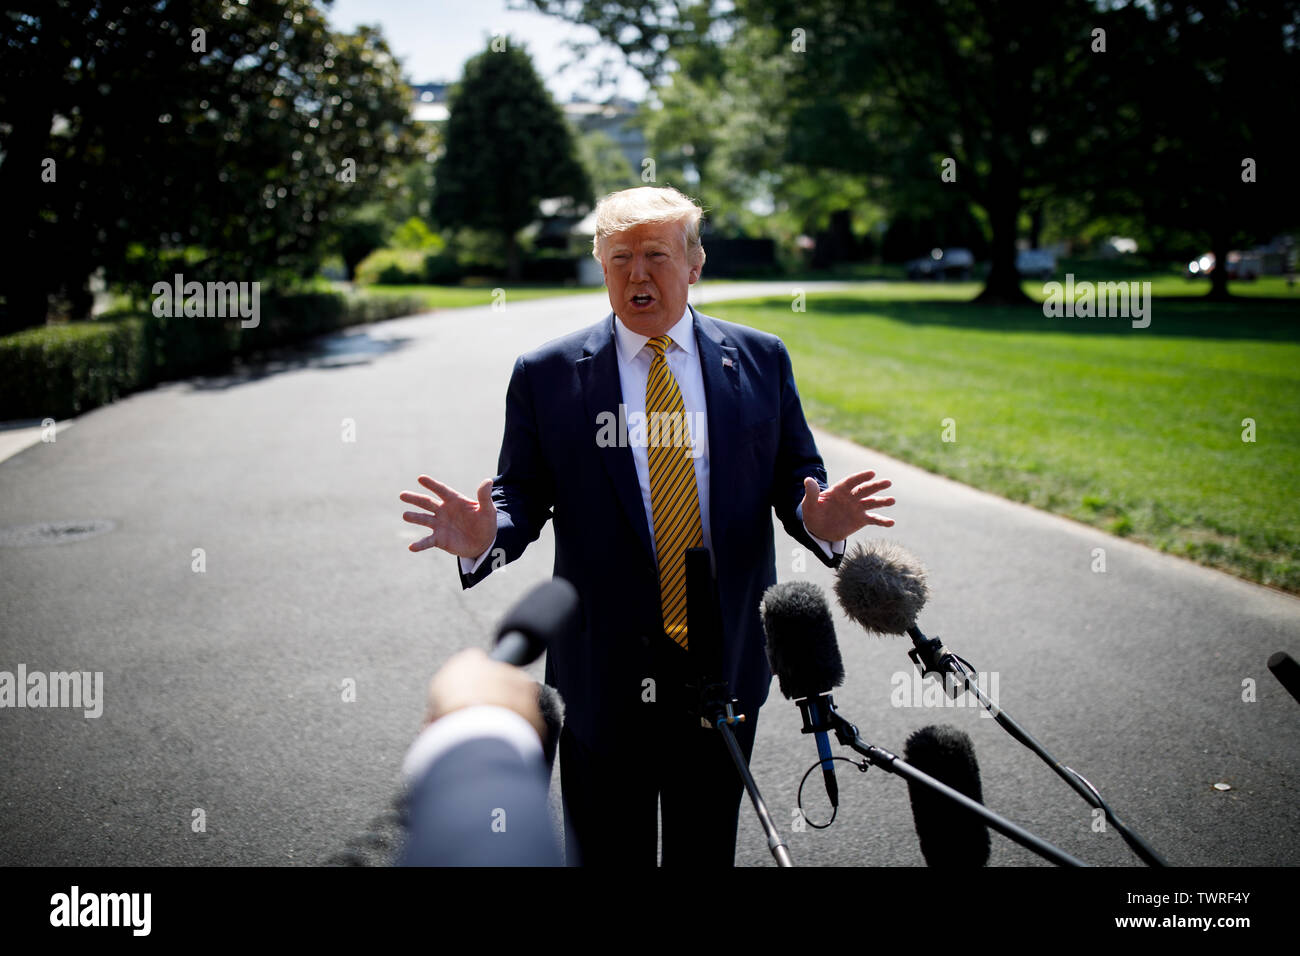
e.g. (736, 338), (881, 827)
(645, 334), (703, 650)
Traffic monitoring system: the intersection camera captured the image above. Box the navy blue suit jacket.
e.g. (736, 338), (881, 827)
(460, 305), (841, 754)
(400, 737), (563, 867)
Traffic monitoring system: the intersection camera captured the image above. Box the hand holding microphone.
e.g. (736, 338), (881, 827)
(426, 578), (577, 763)
(423, 648), (548, 741)
(400, 579), (577, 868)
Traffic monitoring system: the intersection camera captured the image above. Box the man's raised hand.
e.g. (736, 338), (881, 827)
(801, 469), (896, 543)
(400, 476), (497, 558)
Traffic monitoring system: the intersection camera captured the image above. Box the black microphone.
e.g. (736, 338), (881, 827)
(760, 580), (844, 809)
(686, 547), (724, 690)
(491, 577), (580, 667)
(903, 725), (991, 866)
(835, 540), (1170, 867)
(1268, 652), (1300, 706)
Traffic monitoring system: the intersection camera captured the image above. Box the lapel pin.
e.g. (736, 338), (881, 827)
(722, 357), (734, 368)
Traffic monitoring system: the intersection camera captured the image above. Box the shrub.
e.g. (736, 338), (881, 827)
(389, 217), (446, 252)
(354, 248), (427, 285)
(0, 320), (147, 419)
(0, 290), (428, 420)
(422, 253), (463, 285)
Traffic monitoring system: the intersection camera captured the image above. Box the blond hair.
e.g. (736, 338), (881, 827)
(591, 186), (706, 267)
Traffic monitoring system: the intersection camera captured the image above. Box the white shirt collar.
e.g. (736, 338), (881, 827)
(613, 305), (696, 364)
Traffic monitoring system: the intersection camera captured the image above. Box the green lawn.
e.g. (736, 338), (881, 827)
(365, 283), (603, 310)
(706, 284), (1300, 592)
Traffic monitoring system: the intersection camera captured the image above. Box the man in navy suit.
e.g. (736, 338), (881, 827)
(401, 186), (895, 865)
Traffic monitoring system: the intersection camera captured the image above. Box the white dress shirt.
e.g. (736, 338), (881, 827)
(460, 306), (843, 574)
(401, 705), (542, 784)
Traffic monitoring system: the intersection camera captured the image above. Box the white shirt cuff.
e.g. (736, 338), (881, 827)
(458, 533), (498, 575)
(796, 501), (846, 560)
(401, 705), (543, 785)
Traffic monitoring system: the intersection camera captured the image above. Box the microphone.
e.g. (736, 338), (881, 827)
(491, 577), (580, 667)
(686, 547), (724, 690)
(835, 540), (1170, 867)
(537, 683), (566, 770)
(1268, 652), (1300, 706)
(833, 541), (966, 696)
(834, 540), (930, 636)
(762, 577), (1086, 866)
(760, 580), (845, 810)
(903, 725), (991, 866)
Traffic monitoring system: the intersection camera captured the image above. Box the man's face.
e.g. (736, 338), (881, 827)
(601, 221), (702, 337)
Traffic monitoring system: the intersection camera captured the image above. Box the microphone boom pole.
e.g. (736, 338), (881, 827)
(816, 695), (1090, 867)
(835, 540), (1169, 868)
(908, 624), (1169, 867)
(761, 576), (1088, 867)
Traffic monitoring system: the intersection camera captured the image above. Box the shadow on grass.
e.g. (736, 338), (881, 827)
(736, 294), (1300, 342)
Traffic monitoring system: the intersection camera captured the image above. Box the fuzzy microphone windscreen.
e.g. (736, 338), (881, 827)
(834, 540), (930, 636)
(760, 580), (844, 701)
(903, 724), (991, 867)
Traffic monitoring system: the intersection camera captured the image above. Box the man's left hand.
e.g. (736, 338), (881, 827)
(802, 469), (896, 542)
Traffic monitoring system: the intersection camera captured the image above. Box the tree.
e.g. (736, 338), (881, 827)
(576, 130), (635, 198)
(1122, 0), (1300, 299)
(635, 19), (882, 258)
(0, 0), (420, 332)
(526, 0), (1153, 302)
(431, 41), (591, 280)
(333, 122), (441, 281)
(749, 0), (1155, 302)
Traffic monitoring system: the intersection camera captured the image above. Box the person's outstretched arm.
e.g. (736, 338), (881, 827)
(400, 354), (557, 588)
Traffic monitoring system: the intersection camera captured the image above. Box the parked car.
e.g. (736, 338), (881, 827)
(1016, 248), (1056, 279)
(905, 251), (940, 280)
(906, 247), (975, 281)
(1186, 251), (1260, 280)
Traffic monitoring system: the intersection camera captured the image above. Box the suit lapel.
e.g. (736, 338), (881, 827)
(691, 306), (742, 555)
(578, 314), (656, 562)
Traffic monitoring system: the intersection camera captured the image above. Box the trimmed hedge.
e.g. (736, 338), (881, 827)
(0, 320), (147, 420)
(0, 290), (425, 420)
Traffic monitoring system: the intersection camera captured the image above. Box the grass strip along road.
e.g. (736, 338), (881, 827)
(707, 282), (1299, 593)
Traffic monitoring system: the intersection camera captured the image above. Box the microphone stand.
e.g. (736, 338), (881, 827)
(684, 547), (792, 866)
(693, 680), (794, 868)
(908, 626), (1169, 867)
(803, 693), (1090, 867)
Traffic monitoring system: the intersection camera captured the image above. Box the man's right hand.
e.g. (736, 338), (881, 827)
(422, 648), (547, 742)
(400, 475), (496, 558)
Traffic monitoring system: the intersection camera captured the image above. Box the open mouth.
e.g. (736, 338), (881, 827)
(630, 293), (655, 308)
